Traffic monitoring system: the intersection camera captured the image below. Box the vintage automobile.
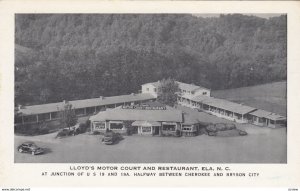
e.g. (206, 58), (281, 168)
(17, 142), (44, 155)
(55, 123), (87, 138)
(101, 131), (122, 145)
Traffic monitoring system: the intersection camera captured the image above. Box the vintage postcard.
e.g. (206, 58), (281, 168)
(0, 0), (299, 189)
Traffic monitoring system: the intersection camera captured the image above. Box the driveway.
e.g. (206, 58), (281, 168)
(14, 125), (286, 163)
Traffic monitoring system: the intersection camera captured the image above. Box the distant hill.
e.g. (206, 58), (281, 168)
(211, 81), (287, 116)
(15, 14), (287, 105)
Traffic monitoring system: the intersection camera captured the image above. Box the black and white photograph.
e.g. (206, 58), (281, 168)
(14, 13), (287, 163)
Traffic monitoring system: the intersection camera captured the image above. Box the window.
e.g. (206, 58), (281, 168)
(15, 116), (23, 124)
(258, 118), (265, 123)
(182, 126), (192, 131)
(203, 92), (207, 95)
(86, 107), (96, 114)
(96, 106), (106, 112)
(115, 103), (123, 107)
(23, 115), (37, 123)
(142, 127), (151, 133)
(203, 104), (209, 110)
(38, 113), (51, 121)
(51, 112), (59, 119)
(270, 120), (275, 124)
(154, 88), (157, 92)
(146, 88), (149, 91)
(110, 122), (124, 130)
(75, 108), (85, 115)
(162, 125), (176, 131)
(106, 104), (115, 108)
(253, 116), (257, 121)
(94, 122), (106, 130)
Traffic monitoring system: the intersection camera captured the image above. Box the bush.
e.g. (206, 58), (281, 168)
(175, 129), (181, 137)
(55, 128), (78, 138)
(206, 124), (217, 132)
(92, 131), (101, 135)
(225, 123), (236, 130)
(238, 130), (248, 136)
(208, 132), (217, 136)
(15, 122), (53, 136)
(198, 127), (208, 135)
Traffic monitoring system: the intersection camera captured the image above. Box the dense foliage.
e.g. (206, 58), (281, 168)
(15, 14), (287, 105)
(59, 103), (77, 129)
(157, 78), (180, 107)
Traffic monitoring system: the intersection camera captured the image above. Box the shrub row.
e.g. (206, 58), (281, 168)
(206, 123), (236, 133)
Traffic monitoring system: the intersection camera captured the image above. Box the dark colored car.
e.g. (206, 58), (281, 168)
(102, 131), (122, 145)
(17, 142), (44, 155)
(55, 128), (75, 138)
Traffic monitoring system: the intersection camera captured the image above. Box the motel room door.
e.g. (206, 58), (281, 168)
(153, 126), (159, 135)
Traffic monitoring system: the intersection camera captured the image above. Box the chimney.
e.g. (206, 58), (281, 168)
(99, 96), (105, 100)
(18, 104), (23, 110)
(131, 93), (136, 96)
(63, 100), (68, 104)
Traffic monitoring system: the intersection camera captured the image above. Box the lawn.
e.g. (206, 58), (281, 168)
(211, 81), (287, 116)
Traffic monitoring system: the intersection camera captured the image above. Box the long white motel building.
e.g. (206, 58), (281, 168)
(15, 93), (156, 124)
(141, 81), (287, 128)
(15, 80), (286, 130)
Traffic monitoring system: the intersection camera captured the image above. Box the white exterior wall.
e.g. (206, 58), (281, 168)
(141, 84), (158, 98)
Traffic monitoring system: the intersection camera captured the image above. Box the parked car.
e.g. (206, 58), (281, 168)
(102, 131), (122, 145)
(17, 142), (44, 155)
(55, 128), (75, 138)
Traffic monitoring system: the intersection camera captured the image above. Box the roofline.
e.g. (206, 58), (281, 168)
(17, 93), (156, 116)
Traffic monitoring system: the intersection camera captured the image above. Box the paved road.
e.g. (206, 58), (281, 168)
(15, 125), (286, 163)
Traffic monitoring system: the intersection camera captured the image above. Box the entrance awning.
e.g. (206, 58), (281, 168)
(132, 121), (161, 127)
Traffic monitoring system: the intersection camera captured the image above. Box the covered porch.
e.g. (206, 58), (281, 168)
(131, 121), (161, 136)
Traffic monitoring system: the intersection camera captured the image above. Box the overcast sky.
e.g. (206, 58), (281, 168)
(194, 13), (284, 19)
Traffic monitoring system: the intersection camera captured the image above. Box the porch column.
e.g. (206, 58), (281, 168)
(84, 108), (87, 115)
(21, 116), (24, 124)
(49, 112), (52, 120)
(36, 115), (39, 123)
(159, 125), (162, 136)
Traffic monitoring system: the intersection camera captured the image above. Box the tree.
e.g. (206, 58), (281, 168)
(157, 78), (180, 107)
(59, 102), (78, 130)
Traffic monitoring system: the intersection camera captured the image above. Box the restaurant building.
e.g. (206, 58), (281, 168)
(89, 102), (184, 136)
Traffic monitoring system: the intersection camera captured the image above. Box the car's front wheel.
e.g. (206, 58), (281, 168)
(18, 148), (23, 153)
(31, 151), (35, 155)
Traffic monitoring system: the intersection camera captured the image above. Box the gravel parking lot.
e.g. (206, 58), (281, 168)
(14, 124), (286, 163)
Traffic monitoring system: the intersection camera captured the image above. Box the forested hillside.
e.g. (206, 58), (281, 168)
(15, 14), (287, 105)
